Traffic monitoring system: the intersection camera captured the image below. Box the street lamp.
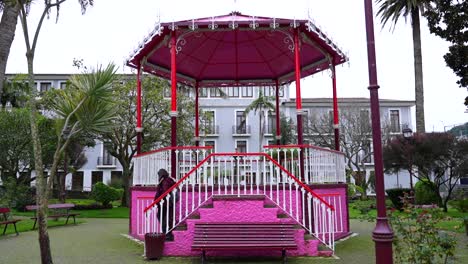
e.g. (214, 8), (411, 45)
(402, 128), (414, 190)
(364, 0), (394, 263)
(402, 127), (413, 139)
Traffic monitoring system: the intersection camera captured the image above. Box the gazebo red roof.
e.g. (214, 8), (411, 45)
(127, 12), (348, 87)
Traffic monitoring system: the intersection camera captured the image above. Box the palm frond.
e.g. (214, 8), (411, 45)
(376, 0), (429, 28)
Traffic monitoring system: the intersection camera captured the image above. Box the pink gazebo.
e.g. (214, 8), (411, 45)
(127, 12), (350, 260)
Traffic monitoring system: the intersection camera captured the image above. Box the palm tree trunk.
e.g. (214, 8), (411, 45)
(0, 3), (20, 96)
(412, 8), (425, 133)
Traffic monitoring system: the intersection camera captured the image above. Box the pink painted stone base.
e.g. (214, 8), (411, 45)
(137, 196), (319, 257)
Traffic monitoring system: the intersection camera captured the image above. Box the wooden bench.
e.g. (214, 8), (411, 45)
(0, 208), (21, 235)
(192, 223), (297, 264)
(26, 204), (79, 230)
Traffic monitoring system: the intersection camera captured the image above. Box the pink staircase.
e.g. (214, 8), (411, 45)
(161, 195), (323, 257)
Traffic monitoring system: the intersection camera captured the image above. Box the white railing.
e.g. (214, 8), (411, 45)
(133, 146), (212, 185)
(264, 144), (346, 184)
(141, 152), (337, 250)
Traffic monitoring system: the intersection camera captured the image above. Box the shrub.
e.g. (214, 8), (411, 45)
(90, 182), (122, 206)
(414, 180), (439, 205)
(448, 198), (468, 213)
(107, 178), (124, 189)
(390, 193), (457, 263)
(0, 179), (35, 211)
(386, 188), (411, 210)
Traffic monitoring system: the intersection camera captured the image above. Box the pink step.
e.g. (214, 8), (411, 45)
(160, 195), (320, 257)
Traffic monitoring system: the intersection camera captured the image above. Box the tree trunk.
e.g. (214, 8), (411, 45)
(412, 8), (425, 133)
(121, 167), (131, 207)
(0, 3), (20, 96)
(58, 157), (68, 203)
(27, 53), (53, 263)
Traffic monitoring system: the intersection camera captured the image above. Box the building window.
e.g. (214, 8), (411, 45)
(91, 171), (103, 186)
(361, 140), (372, 163)
(262, 87), (273, 97)
(268, 140), (276, 146)
(40, 82), (52, 93)
(98, 143), (114, 166)
(236, 140), (247, 153)
(227, 87), (239, 97)
(204, 140), (215, 151)
(111, 171), (123, 186)
(199, 88), (208, 98)
(60, 81), (68, 89)
(241, 86), (253, 97)
(72, 171), (84, 191)
(267, 111), (275, 134)
(235, 110), (247, 134)
(278, 86), (284, 97)
(328, 110), (334, 127)
(360, 109), (370, 130)
(211, 87), (224, 98)
(390, 110), (400, 132)
(202, 110), (216, 134)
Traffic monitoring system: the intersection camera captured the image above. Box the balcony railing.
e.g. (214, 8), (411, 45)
(97, 156), (115, 166)
(232, 125), (251, 135)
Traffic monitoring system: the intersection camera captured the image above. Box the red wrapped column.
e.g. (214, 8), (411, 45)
(195, 81), (200, 147)
(332, 65), (340, 151)
(293, 28), (305, 181)
(170, 31), (178, 179)
(275, 79), (281, 145)
(136, 66), (142, 154)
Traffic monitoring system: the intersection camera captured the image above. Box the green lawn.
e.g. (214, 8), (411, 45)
(348, 198), (468, 233)
(13, 199), (129, 219)
(1, 218), (84, 236)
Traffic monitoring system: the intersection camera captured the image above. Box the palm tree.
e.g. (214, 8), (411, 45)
(0, 1), (21, 97)
(377, 0), (429, 133)
(244, 89), (275, 151)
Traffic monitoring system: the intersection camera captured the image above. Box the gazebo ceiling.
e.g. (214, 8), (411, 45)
(127, 12), (348, 87)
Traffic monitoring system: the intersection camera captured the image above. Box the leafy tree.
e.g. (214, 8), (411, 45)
(13, 1), (95, 262)
(383, 132), (468, 211)
(243, 90), (275, 151)
(0, 108), (56, 184)
(305, 107), (390, 200)
(99, 76), (195, 207)
(273, 114), (296, 145)
(0, 74), (29, 109)
(448, 122), (468, 137)
(424, 0), (467, 88)
(0, 1), (21, 97)
(424, 0), (467, 109)
(377, 0), (430, 132)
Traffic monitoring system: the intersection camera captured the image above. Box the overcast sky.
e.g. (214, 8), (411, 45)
(5, 0), (467, 132)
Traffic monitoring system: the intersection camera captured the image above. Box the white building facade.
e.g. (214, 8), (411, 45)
(5, 74), (415, 192)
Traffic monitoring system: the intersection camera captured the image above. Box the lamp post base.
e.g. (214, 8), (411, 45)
(372, 217), (394, 264)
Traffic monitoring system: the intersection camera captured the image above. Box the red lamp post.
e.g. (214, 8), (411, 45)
(364, 0), (394, 263)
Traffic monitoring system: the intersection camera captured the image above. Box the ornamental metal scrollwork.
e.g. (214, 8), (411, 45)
(190, 19), (198, 30)
(208, 17), (218, 30)
(249, 16), (258, 29)
(269, 17), (279, 29)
